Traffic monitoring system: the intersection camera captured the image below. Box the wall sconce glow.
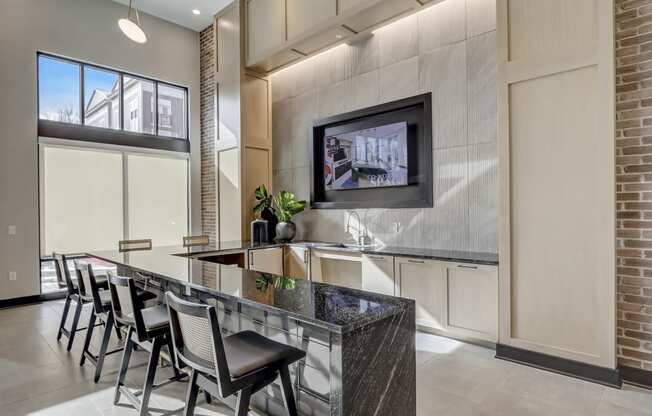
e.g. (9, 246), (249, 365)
(119, 0), (147, 44)
(192, 9), (201, 15)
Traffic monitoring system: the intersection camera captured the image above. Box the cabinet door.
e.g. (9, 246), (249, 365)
(285, 245), (309, 279)
(247, 0), (286, 63)
(361, 254), (395, 295)
(396, 258), (446, 330)
(249, 247), (284, 275)
(446, 264), (498, 342)
(287, 0), (337, 41)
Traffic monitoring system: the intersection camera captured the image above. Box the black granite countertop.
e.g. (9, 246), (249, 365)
(177, 240), (499, 266)
(86, 246), (410, 334)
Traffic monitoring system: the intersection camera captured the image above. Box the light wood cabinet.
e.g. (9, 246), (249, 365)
(284, 245), (310, 279)
(310, 250), (362, 289)
(395, 258), (447, 331)
(396, 256), (499, 343)
(246, 0), (286, 63)
(361, 254), (395, 296)
(287, 0), (337, 41)
(248, 247), (284, 275)
(445, 263), (498, 342)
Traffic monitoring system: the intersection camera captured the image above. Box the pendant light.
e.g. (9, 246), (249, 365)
(119, 0), (147, 44)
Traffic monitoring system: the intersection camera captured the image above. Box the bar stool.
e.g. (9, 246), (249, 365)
(54, 253), (106, 351)
(75, 261), (156, 382)
(166, 292), (306, 416)
(108, 273), (182, 416)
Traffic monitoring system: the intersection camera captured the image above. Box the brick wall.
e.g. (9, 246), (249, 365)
(616, 0), (652, 370)
(200, 24), (216, 286)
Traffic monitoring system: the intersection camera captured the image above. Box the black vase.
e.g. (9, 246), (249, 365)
(261, 208), (278, 242)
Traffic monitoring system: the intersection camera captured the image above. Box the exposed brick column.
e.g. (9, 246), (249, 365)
(200, 24), (217, 287)
(616, 0), (652, 370)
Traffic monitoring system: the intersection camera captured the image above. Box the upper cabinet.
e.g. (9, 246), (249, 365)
(245, 0), (422, 73)
(246, 0), (286, 64)
(287, 0), (337, 41)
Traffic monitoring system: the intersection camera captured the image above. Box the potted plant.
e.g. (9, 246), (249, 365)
(272, 191), (306, 242)
(253, 184), (277, 242)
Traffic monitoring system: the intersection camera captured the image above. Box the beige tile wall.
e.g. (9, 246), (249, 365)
(616, 0), (652, 371)
(270, 0), (498, 253)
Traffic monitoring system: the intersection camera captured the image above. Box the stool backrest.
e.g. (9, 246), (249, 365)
(74, 261), (103, 313)
(182, 235), (210, 247)
(53, 252), (75, 294)
(108, 273), (147, 341)
(166, 292), (231, 393)
(118, 239), (152, 252)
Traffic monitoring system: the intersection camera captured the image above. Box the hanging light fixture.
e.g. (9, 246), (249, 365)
(119, 0), (147, 44)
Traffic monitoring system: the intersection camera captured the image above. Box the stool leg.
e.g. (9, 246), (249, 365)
(165, 333), (181, 378)
(79, 309), (97, 366)
(57, 295), (71, 341)
(114, 326), (135, 405)
(183, 369), (200, 416)
(66, 298), (83, 351)
(279, 365), (298, 416)
(139, 336), (164, 416)
(93, 311), (115, 383)
(235, 386), (252, 416)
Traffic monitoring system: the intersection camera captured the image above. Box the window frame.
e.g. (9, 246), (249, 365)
(37, 52), (189, 153)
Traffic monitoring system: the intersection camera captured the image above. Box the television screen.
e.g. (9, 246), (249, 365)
(323, 121), (409, 191)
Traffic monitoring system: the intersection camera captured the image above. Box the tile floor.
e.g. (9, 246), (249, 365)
(1, 301), (651, 415)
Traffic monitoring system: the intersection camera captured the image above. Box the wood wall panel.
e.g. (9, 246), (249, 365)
(498, 0), (616, 367)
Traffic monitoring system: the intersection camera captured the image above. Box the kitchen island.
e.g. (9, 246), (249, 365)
(87, 245), (416, 416)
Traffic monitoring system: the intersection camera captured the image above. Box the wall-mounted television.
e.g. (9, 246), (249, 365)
(311, 93), (433, 209)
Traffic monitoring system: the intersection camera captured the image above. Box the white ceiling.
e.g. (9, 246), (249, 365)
(112, 0), (232, 31)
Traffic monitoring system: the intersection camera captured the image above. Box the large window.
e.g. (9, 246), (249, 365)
(38, 53), (188, 144)
(40, 143), (190, 294)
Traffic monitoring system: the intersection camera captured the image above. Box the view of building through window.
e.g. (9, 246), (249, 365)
(38, 53), (187, 139)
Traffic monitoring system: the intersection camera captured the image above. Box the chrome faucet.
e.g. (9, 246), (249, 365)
(346, 211), (371, 246)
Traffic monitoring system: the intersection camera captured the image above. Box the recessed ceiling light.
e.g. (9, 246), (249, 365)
(192, 9), (201, 15)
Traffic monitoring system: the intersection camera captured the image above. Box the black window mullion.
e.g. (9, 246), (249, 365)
(154, 82), (159, 136)
(120, 73), (125, 131)
(79, 63), (84, 125)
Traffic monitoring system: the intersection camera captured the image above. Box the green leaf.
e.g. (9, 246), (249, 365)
(272, 190), (306, 222)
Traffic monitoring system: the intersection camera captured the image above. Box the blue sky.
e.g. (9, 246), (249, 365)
(38, 55), (118, 118)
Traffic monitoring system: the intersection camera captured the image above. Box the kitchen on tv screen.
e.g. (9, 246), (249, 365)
(323, 121), (408, 191)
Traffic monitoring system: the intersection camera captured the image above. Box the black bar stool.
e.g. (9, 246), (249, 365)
(54, 253), (106, 351)
(108, 273), (182, 416)
(75, 261), (157, 382)
(166, 292), (306, 416)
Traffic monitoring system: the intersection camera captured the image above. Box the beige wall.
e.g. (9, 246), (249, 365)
(270, 0), (497, 253)
(0, 0), (201, 300)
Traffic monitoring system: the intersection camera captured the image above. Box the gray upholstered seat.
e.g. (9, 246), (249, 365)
(140, 304), (170, 331)
(224, 330), (304, 378)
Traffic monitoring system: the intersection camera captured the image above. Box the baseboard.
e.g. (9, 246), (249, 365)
(0, 292), (65, 309)
(496, 344), (621, 388)
(620, 366), (652, 390)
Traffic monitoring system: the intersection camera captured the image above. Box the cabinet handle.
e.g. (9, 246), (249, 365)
(249, 252), (254, 267)
(368, 255), (385, 261)
(303, 250), (309, 264)
(457, 264), (478, 269)
(407, 259), (424, 264)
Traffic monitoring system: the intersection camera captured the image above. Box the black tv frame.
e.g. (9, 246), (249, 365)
(310, 93), (433, 209)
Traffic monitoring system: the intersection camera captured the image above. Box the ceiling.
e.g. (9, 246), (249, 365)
(112, 0), (232, 31)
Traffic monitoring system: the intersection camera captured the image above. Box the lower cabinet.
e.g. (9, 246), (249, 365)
(284, 245), (309, 278)
(361, 254), (395, 296)
(445, 263), (498, 342)
(395, 258), (447, 331)
(395, 256), (499, 343)
(248, 247), (284, 275)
